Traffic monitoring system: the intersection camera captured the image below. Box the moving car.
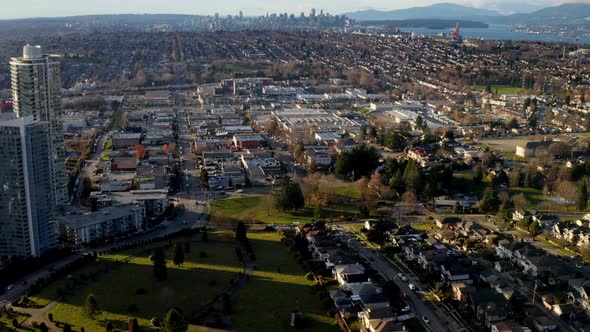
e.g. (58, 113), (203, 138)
(408, 283), (416, 290)
(422, 316), (430, 324)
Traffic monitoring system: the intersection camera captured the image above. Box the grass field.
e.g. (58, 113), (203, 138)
(210, 194), (362, 225)
(453, 173), (487, 197)
(230, 232), (338, 332)
(39, 232), (242, 332)
(0, 311), (29, 332)
(474, 84), (522, 95)
(223, 64), (265, 74)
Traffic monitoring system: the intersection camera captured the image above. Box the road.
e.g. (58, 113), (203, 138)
(71, 132), (108, 207)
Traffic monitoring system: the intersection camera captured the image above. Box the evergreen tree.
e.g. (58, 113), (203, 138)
(164, 308), (188, 332)
(274, 176), (305, 211)
(202, 230), (209, 242)
(83, 293), (99, 318)
(578, 179), (589, 211)
(235, 222), (247, 242)
(172, 243), (185, 266)
(152, 247), (167, 281)
(479, 187), (500, 213)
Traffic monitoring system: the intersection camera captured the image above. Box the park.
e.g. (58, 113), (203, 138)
(7, 229), (338, 332)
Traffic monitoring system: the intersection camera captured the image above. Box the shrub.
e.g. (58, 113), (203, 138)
(106, 322), (114, 332)
(135, 288), (147, 295)
(63, 324), (72, 332)
(30, 320), (38, 328)
(208, 280), (217, 286)
(199, 251), (208, 258)
(150, 317), (161, 327)
(48, 313), (54, 322)
(12, 318), (18, 328)
(127, 303), (138, 313)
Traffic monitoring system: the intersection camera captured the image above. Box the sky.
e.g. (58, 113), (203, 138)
(0, 0), (585, 19)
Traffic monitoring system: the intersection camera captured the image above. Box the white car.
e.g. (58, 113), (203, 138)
(235, 189), (244, 193)
(408, 283), (416, 290)
(6, 284), (14, 291)
(397, 273), (408, 282)
(422, 316), (430, 324)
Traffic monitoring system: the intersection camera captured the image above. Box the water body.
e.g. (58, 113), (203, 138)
(400, 24), (590, 45)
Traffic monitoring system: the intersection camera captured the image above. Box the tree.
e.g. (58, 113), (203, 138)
(415, 115), (424, 130)
(313, 204), (324, 221)
(202, 230), (209, 242)
(172, 243), (185, 266)
(294, 141), (305, 161)
(152, 247), (167, 281)
(163, 307), (188, 332)
(199, 169), (210, 191)
(63, 324), (72, 332)
(128, 318), (139, 332)
(473, 164), (483, 184)
(578, 179), (588, 212)
(274, 176), (305, 211)
(39, 323), (49, 332)
(507, 118), (519, 129)
(359, 205), (370, 218)
(479, 187), (500, 213)
(528, 220), (542, 236)
(235, 222), (247, 242)
(335, 144), (381, 180)
(83, 293), (99, 318)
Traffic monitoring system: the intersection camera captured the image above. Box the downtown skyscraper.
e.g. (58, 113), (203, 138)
(10, 44), (68, 208)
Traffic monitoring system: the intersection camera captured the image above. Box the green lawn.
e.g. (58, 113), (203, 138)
(474, 85), (522, 95)
(509, 187), (544, 209)
(452, 173), (487, 197)
(230, 232), (338, 332)
(223, 64), (265, 74)
(39, 233), (242, 332)
(210, 195), (361, 225)
(0, 311), (29, 331)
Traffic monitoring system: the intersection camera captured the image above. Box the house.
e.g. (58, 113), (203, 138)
(476, 301), (508, 328)
(532, 214), (559, 228)
(435, 216), (461, 229)
(367, 319), (407, 332)
(334, 264), (370, 290)
(491, 321), (531, 332)
(532, 315), (557, 331)
(452, 282), (476, 302)
(441, 262), (472, 285)
(512, 209), (533, 221)
(568, 278), (590, 313)
(495, 260), (514, 273)
(359, 307), (395, 332)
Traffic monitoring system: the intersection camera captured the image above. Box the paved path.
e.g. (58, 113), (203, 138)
(18, 300), (59, 329)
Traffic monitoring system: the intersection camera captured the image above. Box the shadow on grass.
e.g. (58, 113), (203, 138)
(35, 232), (335, 332)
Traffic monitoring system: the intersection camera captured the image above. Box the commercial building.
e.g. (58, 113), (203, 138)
(112, 132), (142, 149)
(11, 45), (68, 207)
(0, 116), (56, 260)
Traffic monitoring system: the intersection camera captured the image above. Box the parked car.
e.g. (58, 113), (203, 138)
(409, 283), (416, 290)
(422, 316), (430, 324)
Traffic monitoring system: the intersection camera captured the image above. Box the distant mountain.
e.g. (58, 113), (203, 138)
(490, 3), (590, 25)
(345, 3), (501, 21)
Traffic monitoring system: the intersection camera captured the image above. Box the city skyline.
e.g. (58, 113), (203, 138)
(0, 0), (578, 19)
